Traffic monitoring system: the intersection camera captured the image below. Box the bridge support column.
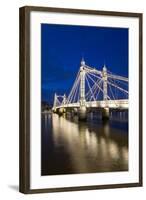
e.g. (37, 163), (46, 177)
(52, 108), (57, 113)
(58, 108), (66, 115)
(102, 65), (109, 120)
(78, 106), (87, 121)
(73, 108), (78, 115)
(78, 58), (87, 121)
(102, 65), (108, 101)
(102, 107), (109, 120)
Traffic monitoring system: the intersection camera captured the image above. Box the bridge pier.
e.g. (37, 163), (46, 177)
(52, 108), (57, 113)
(78, 106), (87, 121)
(57, 108), (66, 115)
(102, 107), (109, 120)
(73, 108), (78, 115)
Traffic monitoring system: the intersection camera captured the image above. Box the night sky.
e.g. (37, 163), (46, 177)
(41, 24), (128, 105)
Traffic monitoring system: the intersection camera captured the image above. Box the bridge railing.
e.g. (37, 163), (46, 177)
(53, 99), (128, 110)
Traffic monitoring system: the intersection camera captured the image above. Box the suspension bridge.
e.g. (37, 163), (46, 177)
(52, 58), (128, 120)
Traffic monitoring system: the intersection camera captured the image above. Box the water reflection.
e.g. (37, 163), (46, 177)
(41, 111), (128, 175)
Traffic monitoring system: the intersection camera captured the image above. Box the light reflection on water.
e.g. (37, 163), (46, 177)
(41, 111), (128, 175)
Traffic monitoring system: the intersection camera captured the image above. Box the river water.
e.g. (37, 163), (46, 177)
(41, 111), (128, 175)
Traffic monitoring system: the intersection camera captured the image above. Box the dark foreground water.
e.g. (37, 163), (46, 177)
(41, 111), (128, 176)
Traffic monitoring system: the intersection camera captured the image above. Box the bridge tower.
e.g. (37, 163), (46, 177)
(102, 64), (108, 101)
(80, 58), (86, 106)
(78, 58), (87, 120)
(63, 94), (66, 105)
(102, 65), (109, 119)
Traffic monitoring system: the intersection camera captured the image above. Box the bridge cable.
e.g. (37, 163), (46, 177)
(85, 75), (96, 101)
(86, 72), (111, 100)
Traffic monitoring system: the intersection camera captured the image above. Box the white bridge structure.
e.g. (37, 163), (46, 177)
(52, 58), (128, 120)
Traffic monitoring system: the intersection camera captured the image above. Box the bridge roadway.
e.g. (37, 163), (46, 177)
(54, 99), (128, 110)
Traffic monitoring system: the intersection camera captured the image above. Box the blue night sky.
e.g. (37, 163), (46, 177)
(41, 24), (128, 105)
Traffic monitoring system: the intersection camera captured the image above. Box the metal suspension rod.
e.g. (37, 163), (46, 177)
(89, 79), (102, 100)
(108, 83), (119, 106)
(86, 79), (102, 100)
(67, 78), (79, 103)
(107, 80), (128, 94)
(68, 74), (80, 103)
(85, 77), (100, 97)
(67, 70), (80, 103)
(86, 73), (111, 100)
(94, 79), (103, 99)
(95, 69), (128, 94)
(69, 77), (79, 103)
(108, 83), (116, 100)
(109, 85), (118, 105)
(85, 78), (101, 98)
(84, 65), (102, 75)
(86, 71), (104, 100)
(85, 76), (96, 101)
(72, 76), (80, 103)
(67, 70), (80, 98)
(86, 70), (103, 81)
(107, 74), (128, 82)
(108, 77), (128, 99)
(95, 81), (102, 99)
(109, 77), (128, 87)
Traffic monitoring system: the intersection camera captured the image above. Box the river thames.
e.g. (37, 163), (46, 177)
(41, 111), (128, 176)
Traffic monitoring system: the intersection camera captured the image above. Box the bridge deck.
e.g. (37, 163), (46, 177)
(54, 99), (128, 110)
